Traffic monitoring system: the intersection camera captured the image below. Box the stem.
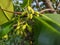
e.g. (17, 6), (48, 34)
(42, 0), (57, 14)
(35, 0), (39, 7)
(0, 8), (22, 15)
(35, 0), (40, 10)
(40, 9), (56, 13)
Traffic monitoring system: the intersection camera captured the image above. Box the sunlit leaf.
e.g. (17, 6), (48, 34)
(0, 8), (8, 25)
(0, 0), (14, 25)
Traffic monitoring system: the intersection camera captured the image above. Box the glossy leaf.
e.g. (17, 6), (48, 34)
(41, 14), (60, 32)
(33, 16), (60, 45)
(46, 14), (60, 24)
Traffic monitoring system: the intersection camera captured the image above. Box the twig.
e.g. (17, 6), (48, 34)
(35, 0), (39, 8)
(35, 0), (40, 10)
(0, 8), (22, 14)
(42, 0), (57, 14)
(0, 7), (56, 14)
(40, 9), (56, 13)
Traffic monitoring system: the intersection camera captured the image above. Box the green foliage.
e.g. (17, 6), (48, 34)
(33, 14), (60, 45)
(0, 0), (60, 45)
(0, 19), (16, 38)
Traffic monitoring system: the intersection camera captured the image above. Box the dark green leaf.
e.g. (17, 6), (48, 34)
(41, 14), (60, 31)
(33, 16), (60, 45)
(0, 20), (15, 38)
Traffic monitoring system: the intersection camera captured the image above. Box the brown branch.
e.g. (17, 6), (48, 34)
(40, 9), (56, 14)
(35, 0), (40, 8)
(42, 0), (54, 9)
(0, 7), (56, 15)
(0, 8), (22, 15)
(35, 0), (41, 11)
(42, 0), (57, 14)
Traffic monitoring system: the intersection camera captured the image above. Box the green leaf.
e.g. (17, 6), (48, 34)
(0, 8), (8, 25)
(42, 14), (60, 25)
(0, 20), (14, 38)
(0, 0), (11, 8)
(32, 19), (42, 45)
(4, 0), (14, 20)
(33, 16), (60, 45)
(41, 14), (60, 31)
(0, 0), (14, 24)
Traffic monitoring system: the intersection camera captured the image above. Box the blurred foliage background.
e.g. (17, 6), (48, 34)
(0, 0), (60, 45)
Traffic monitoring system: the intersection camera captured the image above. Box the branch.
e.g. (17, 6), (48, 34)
(0, 8), (22, 15)
(35, 0), (39, 8)
(35, 0), (40, 10)
(40, 9), (56, 14)
(57, 2), (60, 10)
(42, 0), (57, 13)
(0, 7), (56, 15)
